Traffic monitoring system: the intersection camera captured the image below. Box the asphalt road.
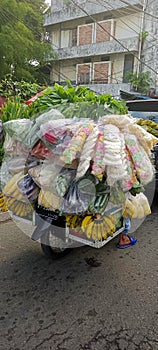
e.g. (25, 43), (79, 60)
(0, 196), (158, 350)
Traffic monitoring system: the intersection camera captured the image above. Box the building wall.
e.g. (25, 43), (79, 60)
(48, 5), (144, 89)
(51, 27), (60, 49)
(45, 0), (142, 26)
(111, 53), (125, 83)
(50, 51), (140, 85)
(115, 13), (141, 39)
(50, 61), (76, 83)
(141, 0), (158, 86)
(61, 30), (70, 48)
(50, 12), (141, 50)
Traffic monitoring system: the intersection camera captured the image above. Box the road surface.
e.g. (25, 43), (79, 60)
(0, 197), (158, 350)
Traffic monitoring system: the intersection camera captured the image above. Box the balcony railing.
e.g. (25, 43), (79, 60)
(54, 36), (139, 60)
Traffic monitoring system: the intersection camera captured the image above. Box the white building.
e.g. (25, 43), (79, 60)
(44, 0), (158, 95)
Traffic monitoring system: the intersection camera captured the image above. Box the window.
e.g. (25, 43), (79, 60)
(123, 54), (134, 83)
(96, 20), (112, 43)
(77, 63), (91, 84)
(93, 62), (110, 84)
(78, 24), (94, 46)
(101, 56), (110, 61)
(83, 58), (91, 63)
(71, 28), (77, 47)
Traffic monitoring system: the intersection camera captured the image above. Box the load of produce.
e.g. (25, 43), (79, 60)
(0, 192), (8, 212)
(137, 119), (158, 138)
(1, 107), (157, 241)
(2, 172), (34, 218)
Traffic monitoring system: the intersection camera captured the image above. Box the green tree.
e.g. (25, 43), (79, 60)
(125, 71), (152, 94)
(0, 0), (55, 83)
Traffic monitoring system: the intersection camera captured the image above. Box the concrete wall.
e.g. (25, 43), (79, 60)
(141, 0), (158, 86)
(61, 30), (70, 48)
(83, 83), (131, 97)
(115, 13), (141, 39)
(51, 56), (125, 84)
(111, 53), (125, 83)
(50, 13), (141, 50)
(51, 50), (140, 85)
(51, 29), (60, 49)
(45, 0), (142, 26)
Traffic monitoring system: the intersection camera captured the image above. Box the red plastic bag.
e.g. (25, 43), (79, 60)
(25, 89), (47, 105)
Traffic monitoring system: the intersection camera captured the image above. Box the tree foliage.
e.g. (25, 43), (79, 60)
(126, 71), (152, 94)
(0, 0), (55, 83)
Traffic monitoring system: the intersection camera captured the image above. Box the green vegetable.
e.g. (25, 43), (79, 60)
(26, 82), (128, 119)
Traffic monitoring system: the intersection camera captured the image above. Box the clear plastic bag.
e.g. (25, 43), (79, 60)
(60, 179), (95, 214)
(28, 165), (43, 188)
(55, 168), (76, 197)
(29, 161), (61, 193)
(125, 134), (154, 185)
(38, 189), (61, 211)
(122, 192), (151, 219)
(26, 109), (65, 149)
(3, 119), (33, 143)
(17, 174), (40, 202)
(0, 161), (13, 191)
(6, 156), (27, 175)
(101, 114), (136, 128)
(61, 122), (94, 164)
(31, 140), (55, 160)
(3, 134), (19, 156)
(109, 186), (125, 204)
(128, 123), (158, 155)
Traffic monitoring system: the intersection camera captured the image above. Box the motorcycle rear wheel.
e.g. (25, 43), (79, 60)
(40, 229), (72, 260)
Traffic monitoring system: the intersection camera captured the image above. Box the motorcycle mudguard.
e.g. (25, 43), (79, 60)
(31, 216), (52, 241)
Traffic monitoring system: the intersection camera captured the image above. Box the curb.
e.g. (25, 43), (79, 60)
(0, 211), (12, 223)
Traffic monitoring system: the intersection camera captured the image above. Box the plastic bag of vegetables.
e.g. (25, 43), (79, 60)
(55, 168), (76, 197)
(3, 119), (33, 144)
(6, 156), (27, 175)
(60, 178), (95, 214)
(25, 109), (65, 149)
(17, 174), (40, 203)
(31, 140), (55, 160)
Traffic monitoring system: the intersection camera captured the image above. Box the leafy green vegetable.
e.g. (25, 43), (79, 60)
(0, 75), (46, 102)
(0, 97), (30, 123)
(26, 82), (128, 119)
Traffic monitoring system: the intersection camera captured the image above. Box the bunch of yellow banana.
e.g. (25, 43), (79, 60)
(137, 119), (158, 137)
(66, 214), (83, 233)
(81, 215), (94, 239)
(81, 214), (117, 241)
(3, 173), (26, 202)
(5, 197), (33, 217)
(38, 189), (61, 211)
(0, 193), (8, 212)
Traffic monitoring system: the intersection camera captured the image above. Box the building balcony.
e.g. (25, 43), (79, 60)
(55, 36), (139, 60)
(44, 1), (142, 27)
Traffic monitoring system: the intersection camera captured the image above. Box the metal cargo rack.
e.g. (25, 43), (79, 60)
(9, 205), (125, 250)
(66, 206), (125, 249)
(9, 210), (36, 226)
